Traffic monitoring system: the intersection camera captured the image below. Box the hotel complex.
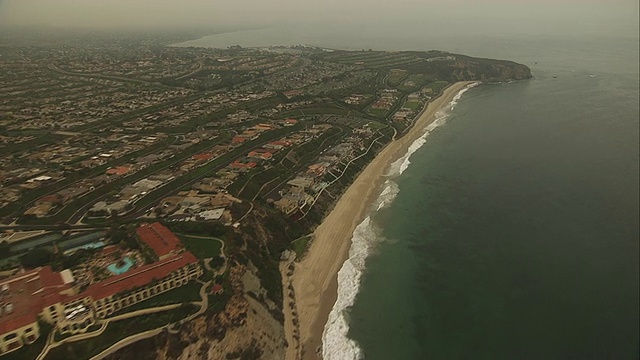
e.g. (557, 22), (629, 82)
(0, 223), (202, 355)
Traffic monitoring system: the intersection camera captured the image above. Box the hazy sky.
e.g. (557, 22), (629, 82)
(0, 0), (638, 35)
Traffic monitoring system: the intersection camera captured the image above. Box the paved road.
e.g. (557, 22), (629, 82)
(37, 321), (109, 360)
(174, 61), (204, 81)
(88, 239), (228, 359)
(48, 64), (162, 86)
(90, 328), (165, 360)
(106, 304), (182, 322)
(66, 133), (231, 224)
(122, 126), (301, 221)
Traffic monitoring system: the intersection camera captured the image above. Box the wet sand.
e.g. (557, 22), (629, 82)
(287, 81), (474, 360)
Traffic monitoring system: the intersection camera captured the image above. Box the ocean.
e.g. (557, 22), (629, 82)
(328, 34), (640, 359)
(176, 23), (640, 359)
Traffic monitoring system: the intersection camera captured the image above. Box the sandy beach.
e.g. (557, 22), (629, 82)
(285, 81), (474, 360)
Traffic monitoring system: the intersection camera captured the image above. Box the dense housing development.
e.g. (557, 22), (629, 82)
(0, 32), (530, 359)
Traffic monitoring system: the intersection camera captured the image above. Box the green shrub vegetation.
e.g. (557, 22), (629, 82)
(291, 235), (313, 258)
(179, 235), (223, 259)
(45, 305), (197, 360)
(111, 281), (202, 316)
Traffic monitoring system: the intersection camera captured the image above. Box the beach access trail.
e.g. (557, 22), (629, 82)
(288, 81), (473, 360)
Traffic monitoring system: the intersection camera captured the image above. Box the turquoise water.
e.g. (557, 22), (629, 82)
(63, 241), (106, 255)
(107, 257), (134, 275)
(80, 241), (105, 250)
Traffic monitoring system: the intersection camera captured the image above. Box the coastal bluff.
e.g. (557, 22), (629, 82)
(113, 52), (532, 360)
(391, 50), (533, 82)
(0, 40), (532, 360)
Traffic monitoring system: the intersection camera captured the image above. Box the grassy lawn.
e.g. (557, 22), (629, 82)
(294, 127), (346, 166)
(226, 166), (264, 195)
(387, 70), (408, 87)
(404, 100), (423, 111)
(241, 166), (287, 200)
(334, 53), (416, 66)
(278, 106), (354, 118)
(366, 108), (390, 118)
(330, 52), (390, 63)
(424, 81), (450, 94)
(368, 58), (423, 70)
(360, 94), (376, 103)
(179, 235), (222, 259)
(291, 235), (313, 258)
(342, 93), (376, 109)
(53, 324), (101, 342)
(44, 305), (197, 360)
(366, 121), (389, 130)
(398, 74), (428, 92)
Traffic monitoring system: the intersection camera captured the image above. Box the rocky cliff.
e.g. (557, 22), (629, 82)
(105, 208), (299, 360)
(401, 51), (533, 83)
(105, 263), (286, 360)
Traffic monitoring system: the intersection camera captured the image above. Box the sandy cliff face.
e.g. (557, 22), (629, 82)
(106, 264), (285, 360)
(176, 265), (285, 360)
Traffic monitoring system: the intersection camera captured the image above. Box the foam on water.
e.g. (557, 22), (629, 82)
(386, 82), (479, 177)
(322, 83), (478, 360)
(450, 82), (478, 110)
(375, 180), (400, 211)
(322, 216), (381, 360)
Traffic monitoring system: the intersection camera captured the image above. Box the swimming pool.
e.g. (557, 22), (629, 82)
(63, 241), (106, 255)
(107, 257), (134, 275)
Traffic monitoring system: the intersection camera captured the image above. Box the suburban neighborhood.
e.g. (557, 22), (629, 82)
(0, 32), (517, 359)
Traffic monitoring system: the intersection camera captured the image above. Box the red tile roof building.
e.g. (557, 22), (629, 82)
(0, 267), (72, 354)
(192, 152), (213, 161)
(229, 161), (257, 170)
(248, 150), (273, 160)
(0, 223), (202, 356)
(232, 136), (249, 143)
(264, 140), (292, 150)
(83, 251), (198, 303)
(36, 194), (62, 205)
(105, 166), (131, 176)
(136, 222), (184, 259)
(211, 284), (224, 294)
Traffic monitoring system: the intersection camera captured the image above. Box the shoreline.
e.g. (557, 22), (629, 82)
(288, 81), (474, 360)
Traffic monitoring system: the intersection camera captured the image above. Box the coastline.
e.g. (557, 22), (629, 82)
(288, 81), (474, 360)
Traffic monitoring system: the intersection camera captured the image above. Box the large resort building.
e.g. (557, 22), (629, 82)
(0, 222), (202, 355)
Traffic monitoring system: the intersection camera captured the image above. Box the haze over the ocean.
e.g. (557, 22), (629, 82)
(1, 0), (637, 37)
(1, 1), (637, 359)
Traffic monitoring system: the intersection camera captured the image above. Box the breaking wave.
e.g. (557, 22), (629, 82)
(322, 82), (478, 360)
(321, 216), (381, 360)
(375, 180), (400, 211)
(388, 82), (478, 177)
